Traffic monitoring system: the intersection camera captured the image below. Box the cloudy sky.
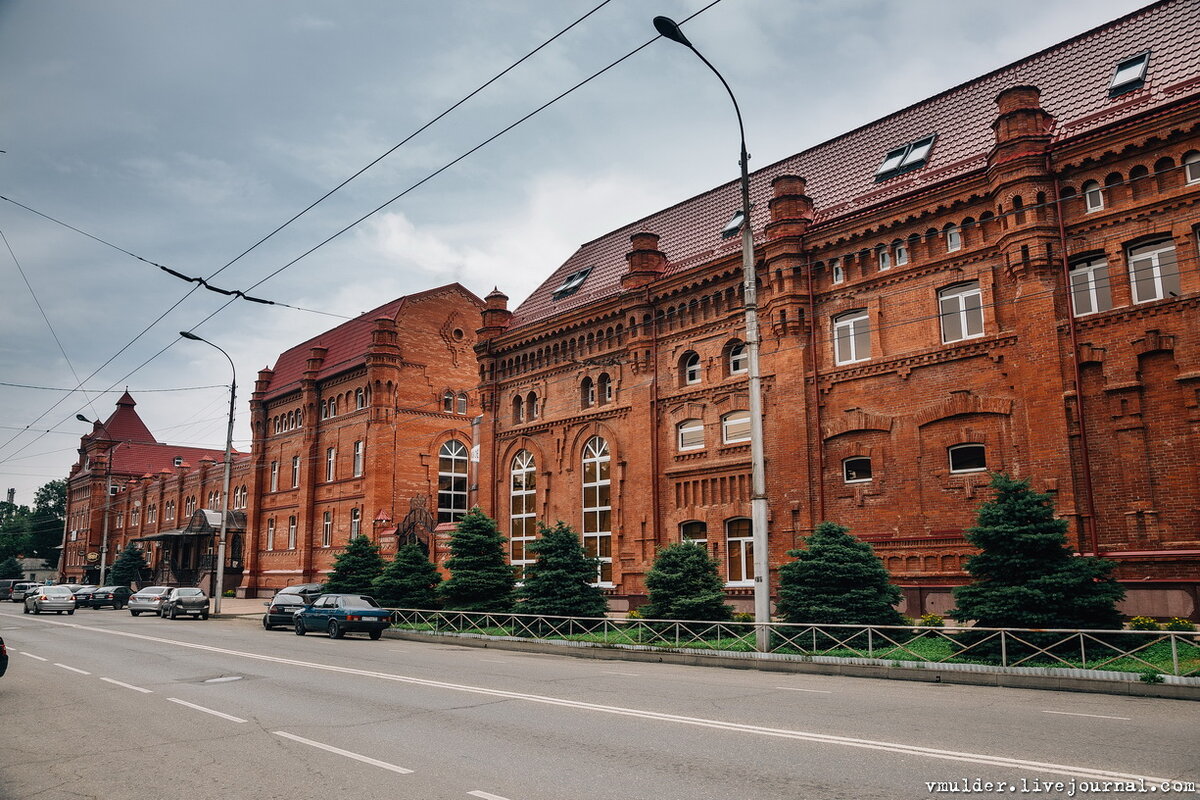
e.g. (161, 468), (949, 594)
(0, 0), (1150, 504)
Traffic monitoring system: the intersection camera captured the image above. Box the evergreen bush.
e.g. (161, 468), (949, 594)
(438, 507), (515, 612)
(323, 535), (385, 595)
(372, 543), (442, 609)
(108, 543), (149, 587)
(640, 542), (732, 623)
(0, 556), (21, 580)
(516, 521), (608, 621)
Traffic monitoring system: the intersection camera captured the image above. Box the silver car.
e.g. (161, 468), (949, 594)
(128, 586), (171, 617)
(24, 585), (76, 615)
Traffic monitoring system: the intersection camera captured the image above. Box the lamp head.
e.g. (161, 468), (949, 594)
(76, 414), (92, 424)
(653, 16), (692, 47)
(179, 330), (202, 342)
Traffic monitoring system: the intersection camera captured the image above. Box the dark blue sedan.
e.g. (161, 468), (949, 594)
(293, 594), (391, 640)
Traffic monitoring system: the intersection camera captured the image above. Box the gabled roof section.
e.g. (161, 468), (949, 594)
(263, 282), (483, 401)
(512, 0), (1198, 326)
(98, 391), (157, 444)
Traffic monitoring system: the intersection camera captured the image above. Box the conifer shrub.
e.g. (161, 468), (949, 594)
(516, 521), (608, 632)
(108, 543), (149, 587)
(323, 535), (385, 595)
(372, 543), (442, 610)
(640, 542), (732, 629)
(437, 508), (515, 613)
(0, 556), (22, 580)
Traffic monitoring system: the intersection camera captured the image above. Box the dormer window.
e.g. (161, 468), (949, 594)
(553, 267), (592, 299)
(720, 210), (745, 239)
(173, 457), (184, 467)
(1109, 51), (1149, 97)
(874, 134), (937, 181)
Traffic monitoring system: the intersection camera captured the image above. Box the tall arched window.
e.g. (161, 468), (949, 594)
(526, 391), (538, 420)
(510, 450), (537, 581)
(512, 395), (524, 424)
(597, 373), (612, 404)
(437, 440), (469, 524)
(581, 437), (612, 584)
(443, 391), (455, 413)
(681, 351), (702, 385)
(728, 342), (748, 375)
(580, 376), (595, 409)
(456, 392), (469, 415)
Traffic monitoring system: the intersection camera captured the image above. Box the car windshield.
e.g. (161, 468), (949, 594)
(272, 596), (303, 604)
(74, 586), (97, 593)
(175, 588), (204, 597)
(339, 595), (380, 608)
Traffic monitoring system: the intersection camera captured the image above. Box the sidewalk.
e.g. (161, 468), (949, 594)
(211, 596), (269, 618)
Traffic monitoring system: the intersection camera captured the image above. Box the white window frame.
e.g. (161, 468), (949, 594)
(291, 455), (300, 488)
(1069, 258), (1113, 317)
(726, 518), (754, 586)
(510, 450), (537, 582)
(266, 518), (275, 551)
(1185, 152), (1200, 185)
(680, 521), (707, 547)
(356, 388), (366, 410)
(456, 392), (468, 415)
(353, 440), (364, 477)
(350, 507), (361, 538)
(325, 447), (336, 482)
(939, 282), (984, 343)
(721, 411), (751, 445)
(270, 461), (279, 492)
(1127, 239), (1180, 304)
(437, 440), (469, 524)
(833, 310), (871, 365)
(287, 515), (297, 550)
(581, 437), (613, 586)
(598, 373), (613, 403)
(683, 352), (701, 385)
(894, 242), (908, 266)
(677, 419), (705, 451)
(843, 456), (873, 484)
(877, 248), (891, 271)
(945, 225), (962, 252)
(729, 343), (748, 375)
(949, 443), (987, 474)
(1083, 181), (1104, 213)
(322, 511), (332, 547)
(830, 258), (844, 285)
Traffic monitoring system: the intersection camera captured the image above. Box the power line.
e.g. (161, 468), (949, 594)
(0, 381), (227, 393)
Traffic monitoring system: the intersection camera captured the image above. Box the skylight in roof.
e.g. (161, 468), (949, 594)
(874, 134), (937, 181)
(553, 267), (592, 299)
(720, 210), (745, 239)
(1109, 51), (1150, 96)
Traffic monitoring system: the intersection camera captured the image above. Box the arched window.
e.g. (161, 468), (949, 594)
(581, 437), (612, 584)
(721, 411), (751, 444)
(1082, 180), (1104, 212)
(526, 391), (538, 420)
(726, 518), (754, 584)
(728, 342), (748, 375)
(457, 392), (469, 415)
(443, 391), (455, 413)
(944, 223), (961, 252)
(580, 376), (595, 409)
(356, 387), (366, 409)
(680, 520), (707, 546)
(350, 507), (361, 537)
(437, 440), (469, 524)
(329, 397), (337, 417)
(681, 351), (702, 385)
(512, 395), (524, 424)
(948, 443), (987, 474)
(510, 450), (537, 581)
(597, 373), (612, 404)
(677, 419), (704, 451)
(893, 239), (908, 266)
(876, 245), (891, 270)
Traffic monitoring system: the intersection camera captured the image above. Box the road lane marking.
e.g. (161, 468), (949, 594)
(468, 791), (512, 800)
(273, 731), (414, 774)
(20, 652), (48, 661)
(167, 698), (247, 723)
(600, 671), (640, 676)
(776, 687), (833, 694)
(101, 677), (153, 694)
(54, 663), (91, 675)
(6, 614), (1173, 785)
(1042, 710), (1131, 721)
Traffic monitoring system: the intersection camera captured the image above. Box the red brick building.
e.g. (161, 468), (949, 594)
(474, 0), (1200, 618)
(65, 284), (484, 596)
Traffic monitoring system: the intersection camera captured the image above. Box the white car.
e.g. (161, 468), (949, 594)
(128, 586), (171, 617)
(24, 585), (76, 615)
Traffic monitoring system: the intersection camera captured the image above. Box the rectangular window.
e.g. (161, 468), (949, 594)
(1109, 51), (1150, 96)
(322, 511), (332, 547)
(1069, 258), (1113, 316)
(350, 507), (360, 538)
(266, 518), (275, 551)
(287, 516), (297, 550)
(722, 411), (751, 444)
(945, 225), (962, 252)
(875, 134), (937, 180)
(939, 282), (984, 343)
(726, 519), (754, 585)
(894, 243), (908, 266)
(677, 420), (705, 451)
(833, 311), (871, 365)
(291, 455), (300, 488)
(830, 258), (844, 285)
(877, 249), (891, 270)
(326, 447), (336, 482)
(843, 457), (873, 483)
(353, 441), (364, 477)
(270, 461), (279, 492)
(1186, 153), (1200, 184)
(1127, 240), (1180, 303)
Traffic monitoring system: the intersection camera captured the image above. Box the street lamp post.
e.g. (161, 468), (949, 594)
(653, 16), (771, 651)
(180, 331), (236, 617)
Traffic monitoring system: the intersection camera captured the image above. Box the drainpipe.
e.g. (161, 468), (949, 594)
(648, 292), (661, 558)
(1052, 175), (1100, 557)
(806, 254), (825, 523)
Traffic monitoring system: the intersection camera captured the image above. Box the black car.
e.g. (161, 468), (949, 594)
(160, 587), (210, 620)
(262, 593), (306, 630)
(88, 586), (132, 609)
(274, 583), (325, 605)
(0, 635), (7, 678)
(72, 585), (99, 606)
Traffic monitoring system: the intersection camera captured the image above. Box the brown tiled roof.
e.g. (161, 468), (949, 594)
(109, 443), (245, 478)
(512, 0), (1199, 326)
(99, 391), (157, 443)
(263, 283), (483, 400)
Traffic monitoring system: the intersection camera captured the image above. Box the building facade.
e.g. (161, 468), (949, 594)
(474, 0), (1200, 618)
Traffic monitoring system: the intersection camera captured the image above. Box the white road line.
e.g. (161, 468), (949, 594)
(776, 687), (834, 694)
(7, 615), (1173, 786)
(167, 698), (247, 723)
(479, 658), (510, 663)
(468, 791), (513, 800)
(54, 662), (91, 675)
(1041, 710), (1131, 721)
(101, 677), (153, 694)
(273, 731), (414, 774)
(20, 652), (48, 661)
(600, 671), (640, 676)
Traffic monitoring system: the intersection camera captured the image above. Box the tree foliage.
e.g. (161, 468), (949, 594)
(323, 535), (385, 595)
(372, 543), (442, 609)
(640, 542), (732, 622)
(0, 481), (66, 568)
(0, 556), (22, 580)
(775, 522), (903, 626)
(516, 521), (608, 618)
(950, 473), (1124, 629)
(438, 507), (515, 612)
(108, 543), (149, 587)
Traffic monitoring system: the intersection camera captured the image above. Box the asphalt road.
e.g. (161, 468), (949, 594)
(0, 605), (1196, 800)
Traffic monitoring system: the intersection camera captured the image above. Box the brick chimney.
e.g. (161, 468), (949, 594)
(765, 174), (814, 240)
(478, 288), (513, 339)
(621, 232), (667, 291)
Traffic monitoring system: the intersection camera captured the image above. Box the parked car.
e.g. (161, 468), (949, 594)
(0, 579), (21, 601)
(160, 588), (210, 620)
(88, 586), (132, 609)
(72, 586), (99, 606)
(274, 583), (325, 605)
(128, 586), (172, 616)
(24, 585), (76, 615)
(262, 593), (306, 630)
(10, 582), (39, 602)
(0, 635), (7, 677)
(293, 593), (391, 640)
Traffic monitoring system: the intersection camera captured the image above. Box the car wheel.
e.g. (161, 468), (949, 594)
(169, 606), (178, 620)
(327, 620), (343, 639)
(33, 606), (41, 614)
(67, 609), (74, 615)
(294, 619), (306, 636)
(22, 605), (29, 614)
(369, 629), (382, 640)
(263, 617), (274, 630)
(200, 611), (209, 620)
(131, 610), (140, 616)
